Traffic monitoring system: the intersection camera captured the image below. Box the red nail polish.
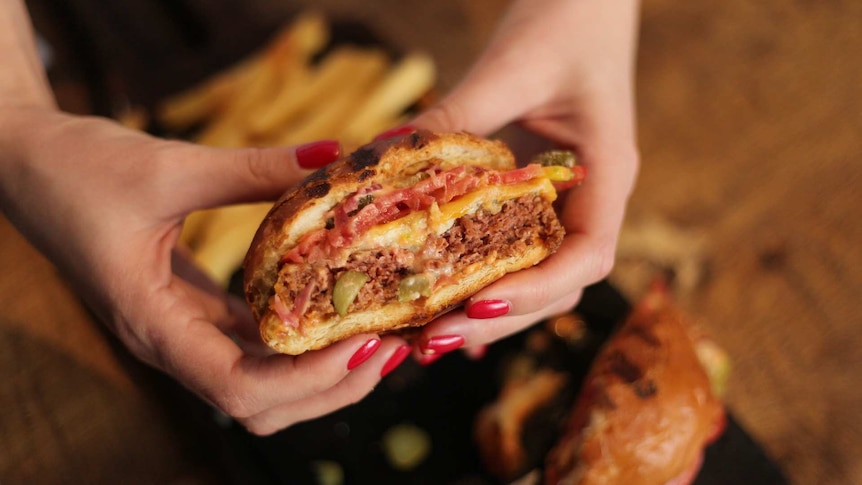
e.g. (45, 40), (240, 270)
(466, 299), (510, 319)
(417, 352), (444, 366)
(421, 334), (465, 355)
(373, 125), (416, 141)
(347, 338), (381, 370)
(296, 140), (341, 169)
(380, 345), (411, 377)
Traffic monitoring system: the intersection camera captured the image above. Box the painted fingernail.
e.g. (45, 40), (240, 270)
(420, 334), (465, 355)
(417, 352), (444, 366)
(296, 140), (341, 169)
(466, 299), (510, 319)
(347, 338), (381, 370)
(380, 344), (412, 377)
(373, 125), (416, 141)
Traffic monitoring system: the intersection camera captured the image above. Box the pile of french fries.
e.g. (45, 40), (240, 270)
(148, 11), (436, 286)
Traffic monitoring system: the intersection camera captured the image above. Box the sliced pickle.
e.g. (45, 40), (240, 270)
(333, 270), (368, 316)
(532, 149), (577, 168)
(398, 274), (432, 302)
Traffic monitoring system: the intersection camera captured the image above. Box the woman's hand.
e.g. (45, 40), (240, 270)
(0, 108), (411, 435)
(411, 0), (641, 360)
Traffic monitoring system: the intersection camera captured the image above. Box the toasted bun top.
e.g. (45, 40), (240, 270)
(243, 130), (516, 321)
(545, 285), (723, 484)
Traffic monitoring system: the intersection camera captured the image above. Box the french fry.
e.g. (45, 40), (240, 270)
(195, 55), (302, 146)
(159, 11), (328, 133)
(275, 48), (390, 146)
(230, 11), (328, 120)
(250, 47), (383, 138)
(265, 11), (329, 64)
(156, 58), (260, 131)
(190, 203), (273, 286)
(194, 117), (249, 147)
(161, 11), (438, 288)
(179, 209), (216, 249)
(116, 104), (150, 131)
(342, 52), (436, 144)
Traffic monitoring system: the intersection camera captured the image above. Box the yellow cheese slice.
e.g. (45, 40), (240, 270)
(357, 177), (556, 249)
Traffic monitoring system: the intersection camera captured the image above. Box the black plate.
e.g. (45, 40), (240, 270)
(213, 281), (788, 485)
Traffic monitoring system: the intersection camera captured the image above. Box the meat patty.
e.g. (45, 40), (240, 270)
(274, 194), (565, 320)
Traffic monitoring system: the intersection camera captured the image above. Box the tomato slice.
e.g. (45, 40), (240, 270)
(552, 165), (587, 191)
(499, 164), (545, 184)
(285, 162), (584, 262)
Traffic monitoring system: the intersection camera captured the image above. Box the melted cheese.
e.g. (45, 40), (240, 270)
(357, 177), (556, 249)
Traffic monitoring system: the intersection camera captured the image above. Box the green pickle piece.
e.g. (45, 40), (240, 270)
(532, 149), (577, 168)
(333, 270), (369, 316)
(398, 274), (432, 302)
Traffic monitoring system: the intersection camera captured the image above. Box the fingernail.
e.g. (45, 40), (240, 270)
(296, 140), (341, 169)
(466, 299), (510, 319)
(373, 125), (416, 141)
(420, 334), (465, 355)
(380, 344), (412, 377)
(347, 338), (381, 370)
(417, 352), (444, 366)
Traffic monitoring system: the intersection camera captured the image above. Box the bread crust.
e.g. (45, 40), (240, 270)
(544, 286), (723, 485)
(259, 244), (554, 355)
(243, 130), (559, 355)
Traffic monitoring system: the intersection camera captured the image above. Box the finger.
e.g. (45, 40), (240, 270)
(239, 337), (409, 435)
(167, 139), (342, 211)
(170, 248), (271, 356)
(149, 308), (381, 419)
(410, 50), (555, 136)
(464, 142), (638, 317)
(417, 290), (582, 354)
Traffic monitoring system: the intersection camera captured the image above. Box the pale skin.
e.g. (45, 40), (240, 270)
(412, 0), (640, 356)
(0, 0), (639, 435)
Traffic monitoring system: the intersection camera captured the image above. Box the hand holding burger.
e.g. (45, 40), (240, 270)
(244, 130), (584, 355)
(408, 0), (641, 358)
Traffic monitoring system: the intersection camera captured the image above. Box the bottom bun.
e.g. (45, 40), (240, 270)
(259, 244), (553, 355)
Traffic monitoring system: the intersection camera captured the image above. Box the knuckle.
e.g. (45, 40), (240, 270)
(525, 279), (556, 311)
(288, 358), (338, 398)
(332, 374), (375, 408)
(342, 380), (373, 406)
(209, 377), (258, 419)
(589, 240), (618, 282)
(236, 147), (274, 184)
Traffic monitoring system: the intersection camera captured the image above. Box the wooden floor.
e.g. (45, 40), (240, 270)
(2, 0), (860, 483)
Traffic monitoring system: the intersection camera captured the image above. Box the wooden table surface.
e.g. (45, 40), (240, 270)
(3, 0), (860, 483)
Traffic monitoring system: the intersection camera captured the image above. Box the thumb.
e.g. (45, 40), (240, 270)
(411, 50), (551, 136)
(171, 139), (341, 211)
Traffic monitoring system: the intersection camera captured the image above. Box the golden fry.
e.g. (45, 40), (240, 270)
(159, 11), (328, 133)
(170, 11), (438, 288)
(179, 209), (215, 249)
(191, 203), (273, 286)
(251, 47), (386, 138)
(276, 48), (390, 145)
(116, 104), (149, 131)
(342, 52), (436, 144)
(265, 10), (329, 63)
(156, 58), (260, 131)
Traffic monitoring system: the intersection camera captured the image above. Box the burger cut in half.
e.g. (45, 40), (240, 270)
(243, 130), (585, 355)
